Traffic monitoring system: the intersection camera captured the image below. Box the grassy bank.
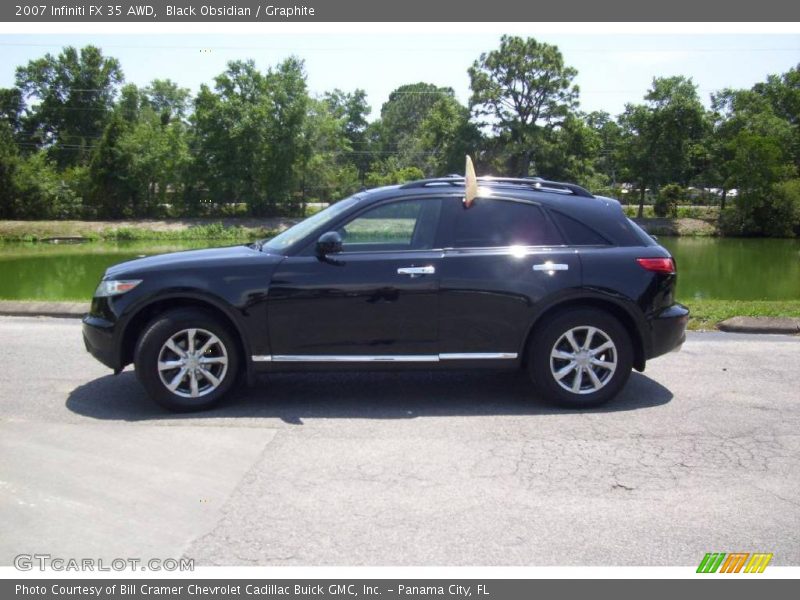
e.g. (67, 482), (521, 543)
(0, 219), (292, 242)
(683, 299), (800, 330)
(1, 212), (722, 243)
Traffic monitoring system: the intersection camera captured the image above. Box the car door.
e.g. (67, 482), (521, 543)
(438, 196), (581, 357)
(266, 197), (444, 359)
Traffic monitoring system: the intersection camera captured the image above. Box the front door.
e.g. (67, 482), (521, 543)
(266, 197), (444, 359)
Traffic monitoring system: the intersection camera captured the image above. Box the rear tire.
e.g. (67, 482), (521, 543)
(134, 308), (240, 412)
(527, 308), (632, 408)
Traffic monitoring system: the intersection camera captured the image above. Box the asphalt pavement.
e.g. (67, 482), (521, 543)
(1, 316), (798, 566)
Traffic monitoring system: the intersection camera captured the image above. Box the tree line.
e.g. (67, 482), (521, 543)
(0, 37), (798, 236)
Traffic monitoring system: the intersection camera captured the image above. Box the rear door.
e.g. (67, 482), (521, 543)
(438, 197), (581, 357)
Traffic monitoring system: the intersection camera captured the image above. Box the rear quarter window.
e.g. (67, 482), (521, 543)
(549, 210), (610, 246)
(625, 218), (658, 247)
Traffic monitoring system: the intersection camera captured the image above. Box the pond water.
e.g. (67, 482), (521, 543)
(0, 237), (798, 301)
(0, 241), (211, 301)
(659, 237), (800, 301)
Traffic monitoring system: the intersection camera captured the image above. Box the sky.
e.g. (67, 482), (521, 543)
(0, 32), (797, 119)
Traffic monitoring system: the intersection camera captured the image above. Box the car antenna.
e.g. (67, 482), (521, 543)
(464, 155), (478, 208)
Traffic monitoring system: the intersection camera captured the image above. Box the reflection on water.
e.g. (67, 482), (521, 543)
(0, 240), (217, 301)
(0, 237), (798, 301)
(659, 237), (800, 301)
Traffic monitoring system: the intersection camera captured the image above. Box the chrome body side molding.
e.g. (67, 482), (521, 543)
(252, 352), (518, 363)
(438, 352), (518, 360)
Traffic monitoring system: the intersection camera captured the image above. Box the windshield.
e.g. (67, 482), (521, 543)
(263, 195), (361, 252)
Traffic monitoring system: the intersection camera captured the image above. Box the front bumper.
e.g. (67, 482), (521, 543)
(647, 303), (689, 359)
(82, 314), (120, 371)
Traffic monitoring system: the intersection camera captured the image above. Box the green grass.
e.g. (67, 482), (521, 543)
(105, 223), (277, 241)
(0, 221), (278, 242)
(683, 299), (800, 330)
(622, 205), (719, 219)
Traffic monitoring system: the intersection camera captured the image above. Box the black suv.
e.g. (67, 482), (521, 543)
(83, 177), (688, 411)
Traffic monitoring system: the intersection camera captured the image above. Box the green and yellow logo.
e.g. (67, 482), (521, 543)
(697, 552), (773, 573)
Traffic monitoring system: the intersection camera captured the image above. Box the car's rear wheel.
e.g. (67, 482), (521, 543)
(134, 308), (240, 412)
(528, 308), (632, 408)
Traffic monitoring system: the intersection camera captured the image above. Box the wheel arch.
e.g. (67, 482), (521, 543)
(521, 295), (647, 372)
(119, 293), (252, 381)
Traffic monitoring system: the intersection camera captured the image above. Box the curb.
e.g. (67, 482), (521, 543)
(718, 316), (800, 335)
(0, 301), (87, 318)
(1, 303), (799, 335)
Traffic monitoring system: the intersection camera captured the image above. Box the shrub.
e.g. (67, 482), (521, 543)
(718, 179), (800, 237)
(654, 184), (683, 218)
(766, 179), (800, 237)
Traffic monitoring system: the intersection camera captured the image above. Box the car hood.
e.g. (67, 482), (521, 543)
(105, 244), (282, 278)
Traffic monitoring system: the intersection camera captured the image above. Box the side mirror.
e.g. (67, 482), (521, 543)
(316, 231), (343, 257)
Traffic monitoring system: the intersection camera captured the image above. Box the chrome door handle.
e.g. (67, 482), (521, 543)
(533, 262), (569, 271)
(397, 265), (436, 277)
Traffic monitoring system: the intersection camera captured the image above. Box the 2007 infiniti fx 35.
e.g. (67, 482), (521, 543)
(82, 175), (688, 412)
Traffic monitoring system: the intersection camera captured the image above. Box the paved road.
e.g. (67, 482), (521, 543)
(1, 316), (798, 566)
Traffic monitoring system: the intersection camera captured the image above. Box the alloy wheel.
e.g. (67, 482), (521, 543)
(157, 328), (229, 398)
(549, 325), (618, 395)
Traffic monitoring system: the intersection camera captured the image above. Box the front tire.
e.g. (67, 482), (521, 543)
(134, 308), (240, 412)
(528, 308), (633, 408)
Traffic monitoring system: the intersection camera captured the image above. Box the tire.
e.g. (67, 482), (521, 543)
(134, 308), (240, 412)
(527, 308), (633, 408)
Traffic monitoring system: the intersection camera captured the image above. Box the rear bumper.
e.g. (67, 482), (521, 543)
(647, 303), (689, 359)
(82, 314), (120, 371)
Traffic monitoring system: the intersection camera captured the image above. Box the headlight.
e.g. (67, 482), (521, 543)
(94, 279), (142, 297)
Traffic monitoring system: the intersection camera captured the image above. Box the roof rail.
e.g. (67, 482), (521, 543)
(479, 176), (595, 198)
(399, 175), (594, 198)
(399, 177), (463, 189)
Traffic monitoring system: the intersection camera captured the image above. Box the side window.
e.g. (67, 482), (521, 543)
(549, 210), (610, 246)
(452, 198), (562, 248)
(339, 199), (441, 253)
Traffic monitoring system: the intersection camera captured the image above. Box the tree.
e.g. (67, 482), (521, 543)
(297, 97), (359, 208)
(535, 113), (603, 188)
(15, 45), (123, 168)
(618, 104), (656, 216)
(118, 105), (191, 216)
(618, 77), (708, 217)
(258, 56), (309, 215)
(752, 64), (800, 170)
(468, 35), (578, 176)
(323, 88), (372, 181)
(192, 57), (309, 216)
(0, 87), (24, 133)
(417, 95), (481, 176)
(192, 60), (270, 209)
(374, 82), (469, 175)
(144, 79), (191, 125)
(87, 113), (137, 218)
(586, 111), (622, 189)
(643, 77), (708, 185)
(709, 87), (795, 208)
(0, 121), (20, 217)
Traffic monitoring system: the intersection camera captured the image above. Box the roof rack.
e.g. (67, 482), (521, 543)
(399, 176), (594, 198)
(399, 177), (464, 189)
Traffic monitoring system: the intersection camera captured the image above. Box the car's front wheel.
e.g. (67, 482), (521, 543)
(528, 308), (633, 408)
(134, 308), (240, 412)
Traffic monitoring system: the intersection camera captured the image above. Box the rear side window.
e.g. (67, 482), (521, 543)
(452, 199), (562, 248)
(626, 218), (658, 247)
(549, 210), (610, 246)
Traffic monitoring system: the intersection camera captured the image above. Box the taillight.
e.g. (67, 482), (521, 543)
(636, 257), (675, 274)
